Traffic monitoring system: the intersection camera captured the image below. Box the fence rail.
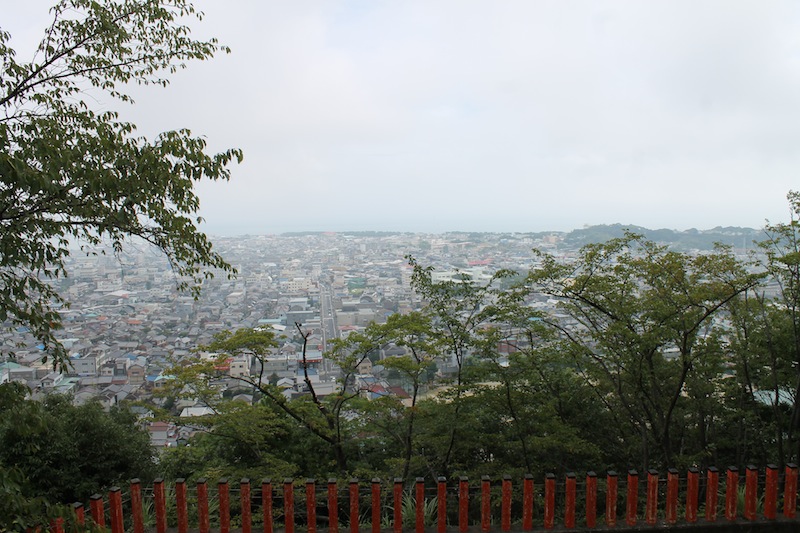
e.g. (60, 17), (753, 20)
(54, 464), (800, 532)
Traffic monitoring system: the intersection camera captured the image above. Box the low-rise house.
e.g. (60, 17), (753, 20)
(229, 355), (250, 378)
(0, 362), (35, 382)
(40, 371), (64, 389)
(128, 364), (146, 385)
(179, 406), (214, 418)
(147, 421), (179, 448)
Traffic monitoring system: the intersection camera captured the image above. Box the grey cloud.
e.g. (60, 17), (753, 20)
(6, 0), (800, 233)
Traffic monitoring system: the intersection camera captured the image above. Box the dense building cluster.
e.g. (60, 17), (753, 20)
(0, 230), (757, 451)
(0, 235), (494, 416)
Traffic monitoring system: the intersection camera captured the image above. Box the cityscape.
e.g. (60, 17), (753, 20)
(0, 226), (763, 449)
(4, 1), (800, 529)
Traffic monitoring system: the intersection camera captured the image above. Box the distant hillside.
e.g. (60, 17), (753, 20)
(563, 224), (764, 251)
(277, 226), (767, 251)
(280, 231), (413, 237)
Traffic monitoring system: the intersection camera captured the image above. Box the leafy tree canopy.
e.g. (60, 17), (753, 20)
(1, 0), (241, 369)
(527, 233), (761, 467)
(0, 383), (155, 506)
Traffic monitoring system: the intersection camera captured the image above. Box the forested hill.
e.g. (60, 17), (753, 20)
(279, 226), (764, 251)
(563, 224), (763, 250)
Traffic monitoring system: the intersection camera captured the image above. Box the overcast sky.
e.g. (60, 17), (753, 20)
(6, 1), (800, 234)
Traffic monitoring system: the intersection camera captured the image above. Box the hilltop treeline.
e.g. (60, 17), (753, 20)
(563, 223), (763, 250)
(281, 225), (764, 252)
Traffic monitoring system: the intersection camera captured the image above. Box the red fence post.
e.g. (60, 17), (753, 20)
(175, 478), (188, 533)
(480, 476), (491, 533)
(725, 467), (738, 521)
(605, 471), (618, 527)
(72, 503), (85, 526)
(416, 478), (426, 533)
(645, 470), (658, 526)
(108, 487), (124, 533)
(784, 463), (797, 519)
(50, 517), (64, 533)
(284, 479), (295, 533)
(153, 478), (167, 533)
(241, 479), (252, 533)
(666, 468), (678, 525)
(706, 467), (719, 522)
(89, 494), (105, 528)
(522, 474), (534, 531)
(565, 473), (576, 529)
(664, 468), (679, 524)
(686, 467), (699, 523)
(308, 479), (318, 533)
(219, 479), (230, 533)
(501, 475), (511, 532)
(625, 470), (638, 526)
(262, 479), (273, 533)
(544, 473), (555, 530)
(586, 472), (597, 528)
(197, 479), (210, 533)
(371, 479), (380, 533)
(764, 465), (778, 520)
(458, 477), (469, 533)
(745, 465), (757, 521)
(350, 479), (360, 533)
(393, 478), (403, 533)
(328, 479), (339, 533)
(130, 479), (144, 533)
(438, 477), (447, 533)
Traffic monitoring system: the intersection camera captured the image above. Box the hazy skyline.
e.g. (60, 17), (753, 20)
(6, 1), (800, 235)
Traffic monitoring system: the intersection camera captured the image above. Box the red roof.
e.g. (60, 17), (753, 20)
(388, 386), (411, 399)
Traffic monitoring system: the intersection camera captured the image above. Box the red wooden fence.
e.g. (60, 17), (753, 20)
(54, 464), (800, 532)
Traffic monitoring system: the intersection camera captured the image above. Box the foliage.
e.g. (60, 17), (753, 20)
(0, 383), (155, 508)
(721, 293), (791, 467)
(152, 202), (800, 483)
(0, 383), (51, 531)
(755, 191), (800, 460)
(399, 491), (437, 527)
(167, 326), (367, 474)
(0, 467), (52, 533)
(337, 311), (440, 478)
(406, 256), (522, 474)
(527, 233), (760, 468)
(0, 0), (241, 369)
(157, 401), (298, 483)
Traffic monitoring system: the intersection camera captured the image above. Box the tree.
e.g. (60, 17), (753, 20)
(1, 0), (241, 369)
(406, 256), (519, 474)
(158, 400), (298, 482)
(463, 310), (612, 476)
(720, 291), (792, 467)
(527, 233), (759, 468)
(168, 326), (370, 474)
(0, 384), (155, 504)
(0, 383), (52, 532)
(751, 190), (800, 462)
(338, 311), (441, 479)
